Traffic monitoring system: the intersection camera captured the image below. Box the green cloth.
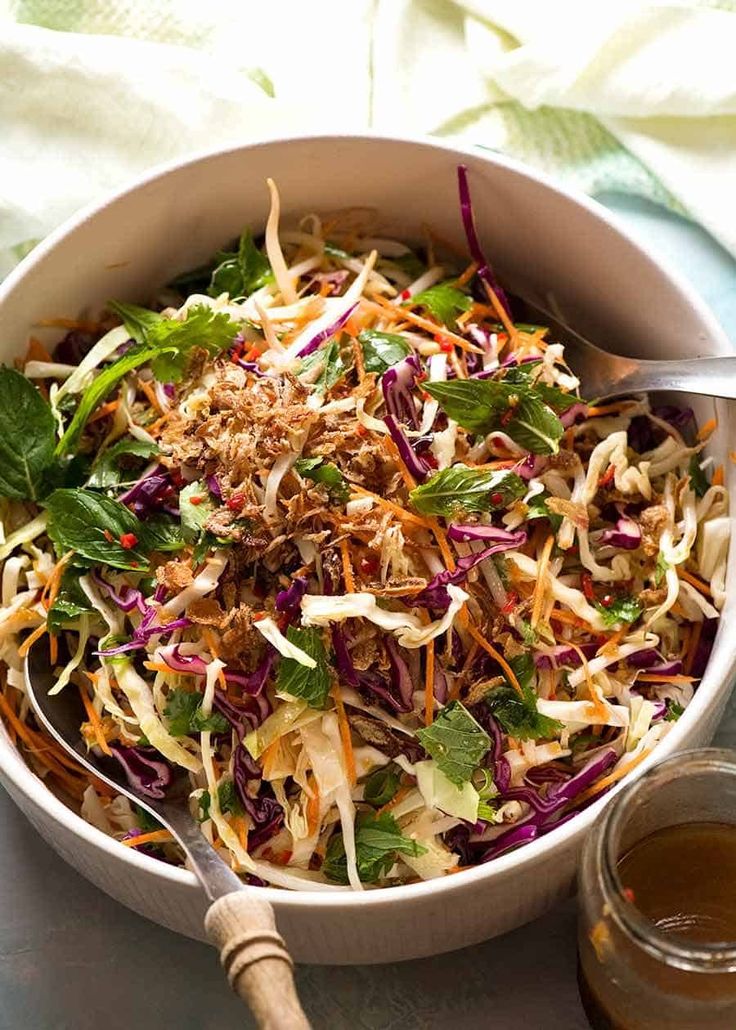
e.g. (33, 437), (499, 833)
(1, 0), (734, 275)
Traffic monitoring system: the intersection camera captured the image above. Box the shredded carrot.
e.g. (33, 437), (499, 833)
(24, 337), (53, 364)
(351, 337), (366, 382)
(202, 627), (220, 658)
(349, 485), (430, 528)
(597, 626), (627, 657)
(339, 538), (356, 593)
(384, 436), (417, 493)
(712, 464), (724, 487)
(530, 534), (555, 629)
(454, 261), (479, 288)
(87, 398), (120, 424)
(36, 317), (101, 332)
(331, 685), (356, 786)
(568, 642), (608, 721)
(136, 377), (164, 415)
(147, 410), (175, 436)
(143, 661), (175, 675)
(122, 829), (175, 848)
(730, 451), (736, 465)
(637, 674), (697, 684)
(697, 418), (717, 442)
(261, 738), (281, 779)
(679, 568), (712, 597)
(233, 814), (249, 851)
(371, 297), (482, 354)
(424, 639), (435, 727)
(575, 749), (653, 806)
(79, 686), (112, 756)
(426, 517), (456, 571)
(586, 401), (638, 418)
(548, 608), (591, 630)
(378, 785), (412, 815)
(463, 615), (523, 696)
(306, 775), (321, 837)
(18, 622), (48, 659)
(683, 618), (703, 676)
(0, 694), (85, 796)
(49, 633), (58, 664)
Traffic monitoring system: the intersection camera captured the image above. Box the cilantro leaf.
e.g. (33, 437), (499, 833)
(485, 657), (562, 742)
(416, 701), (491, 787)
(45, 489), (150, 570)
(595, 595), (643, 627)
(688, 454), (709, 498)
(107, 300), (162, 339)
(294, 457), (350, 503)
(47, 569), (95, 632)
(208, 229), (273, 299)
(296, 340), (346, 395)
(358, 329), (412, 374)
(198, 779), (243, 821)
(665, 701), (685, 723)
(164, 689), (229, 737)
(407, 282), (471, 328)
(425, 379), (564, 455)
(323, 811), (426, 884)
(87, 439), (160, 489)
(179, 480), (216, 544)
(57, 306), (238, 454)
(276, 626), (331, 709)
(363, 765), (401, 807)
(0, 367), (58, 501)
(409, 465), (525, 518)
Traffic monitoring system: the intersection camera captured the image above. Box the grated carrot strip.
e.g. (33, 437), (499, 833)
(568, 641), (608, 721)
(122, 829), (175, 848)
(18, 622), (48, 659)
(683, 618), (703, 676)
(25, 337), (53, 364)
(306, 775), (321, 837)
(378, 785), (412, 815)
(586, 401), (638, 418)
(0, 694), (85, 795)
(548, 608), (591, 630)
(463, 615), (523, 696)
(481, 281), (518, 346)
(371, 297), (482, 354)
(79, 686), (112, 756)
(697, 418), (717, 441)
(36, 317), (102, 332)
(530, 534), (555, 629)
(712, 464), (724, 486)
(424, 639), (435, 727)
(137, 377), (164, 415)
(574, 749), (653, 806)
(426, 517), (456, 571)
(349, 485), (430, 528)
(331, 684), (356, 786)
(637, 674), (697, 684)
(339, 538), (356, 593)
(454, 261), (479, 288)
(679, 568), (712, 597)
(351, 337), (366, 382)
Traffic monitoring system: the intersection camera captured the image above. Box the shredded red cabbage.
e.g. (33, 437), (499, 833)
(447, 524), (526, 546)
(383, 414), (431, 482)
(381, 353), (422, 429)
(456, 165), (512, 317)
(109, 744), (172, 800)
(295, 302), (358, 358)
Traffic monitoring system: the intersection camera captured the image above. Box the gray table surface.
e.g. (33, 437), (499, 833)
(1, 194), (735, 1030)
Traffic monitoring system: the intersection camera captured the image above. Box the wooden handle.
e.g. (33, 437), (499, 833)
(205, 892), (310, 1029)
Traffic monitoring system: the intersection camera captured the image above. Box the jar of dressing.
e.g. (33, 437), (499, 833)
(578, 749), (736, 1030)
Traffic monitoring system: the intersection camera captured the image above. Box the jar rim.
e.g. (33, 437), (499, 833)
(599, 747), (736, 973)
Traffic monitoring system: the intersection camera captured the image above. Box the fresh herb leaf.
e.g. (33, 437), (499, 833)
(192, 530), (228, 566)
(88, 439), (160, 489)
(688, 454), (709, 498)
(164, 689), (229, 736)
(391, 251), (425, 280)
(363, 765), (401, 807)
(135, 804), (163, 833)
(143, 514), (185, 553)
(665, 701), (685, 723)
(407, 282), (471, 328)
(526, 491), (563, 532)
(416, 701), (490, 787)
(654, 553), (670, 587)
(485, 657), (562, 742)
(425, 379), (564, 455)
(296, 340), (346, 395)
(45, 489), (150, 570)
(533, 383), (581, 413)
(324, 241), (350, 260)
(358, 329), (412, 374)
(294, 457), (350, 503)
(595, 595), (643, 627)
(409, 464), (525, 518)
(179, 481), (216, 544)
(323, 811), (426, 884)
(57, 306), (238, 453)
(276, 626), (331, 709)
(208, 229), (273, 299)
(107, 300), (162, 339)
(47, 569), (95, 632)
(198, 780), (243, 821)
(0, 367), (58, 501)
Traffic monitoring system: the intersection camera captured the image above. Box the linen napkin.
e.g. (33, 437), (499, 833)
(0, 0), (734, 276)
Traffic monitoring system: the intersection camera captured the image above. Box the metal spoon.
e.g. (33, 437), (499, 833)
(24, 638), (309, 1030)
(526, 303), (736, 402)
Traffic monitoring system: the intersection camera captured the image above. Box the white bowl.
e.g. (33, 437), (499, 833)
(0, 134), (734, 965)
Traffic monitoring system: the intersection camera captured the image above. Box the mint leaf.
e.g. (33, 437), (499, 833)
(57, 306), (238, 453)
(409, 465), (525, 518)
(179, 481), (216, 544)
(46, 489), (150, 569)
(47, 569), (95, 632)
(276, 626), (331, 708)
(485, 657), (562, 741)
(426, 379), (564, 455)
(323, 811), (425, 884)
(688, 454), (709, 498)
(363, 765), (401, 807)
(358, 329), (411, 374)
(208, 229), (273, 299)
(295, 457), (350, 503)
(407, 282), (471, 327)
(416, 701), (490, 787)
(143, 514), (185, 553)
(164, 689), (229, 737)
(0, 367), (58, 501)
(88, 439), (160, 489)
(296, 340), (346, 395)
(595, 595), (643, 627)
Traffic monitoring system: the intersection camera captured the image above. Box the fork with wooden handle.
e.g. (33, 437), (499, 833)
(24, 638), (310, 1030)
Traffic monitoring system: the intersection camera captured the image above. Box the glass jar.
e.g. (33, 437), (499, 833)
(578, 749), (736, 1030)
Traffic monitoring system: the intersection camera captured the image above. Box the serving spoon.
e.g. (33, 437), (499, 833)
(24, 638), (310, 1030)
(525, 303), (736, 403)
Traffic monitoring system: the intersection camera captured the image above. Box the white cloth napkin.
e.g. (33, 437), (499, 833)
(1, 0), (734, 275)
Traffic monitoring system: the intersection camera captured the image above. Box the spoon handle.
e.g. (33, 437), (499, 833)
(205, 891), (310, 1029)
(593, 355), (736, 402)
